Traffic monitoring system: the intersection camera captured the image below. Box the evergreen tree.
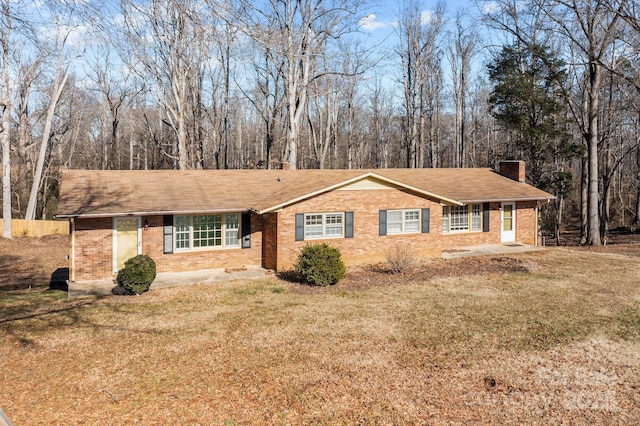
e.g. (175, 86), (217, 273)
(488, 43), (581, 241)
(487, 43), (579, 186)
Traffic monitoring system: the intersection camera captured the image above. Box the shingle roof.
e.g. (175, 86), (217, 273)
(56, 168), (554, 218)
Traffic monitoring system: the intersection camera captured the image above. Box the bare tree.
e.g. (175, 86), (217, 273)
(242, 40), (284, 169)
(397, 0), (445, 168)
(222, 0), (365, 170)
(0, 0), (11, 237)
(89, 47), (132, 170)
(614, 2), (640, 228)
(307, 69), (337, 169)
(14, 57), (42, 212)
(210, 18), (237, 170)
(448, 10), (477, 168)
(537, 0), (627, 245)
(121, 0), (208, 170)
(367, 78), (397, 169)
(24, 37), (74, 220)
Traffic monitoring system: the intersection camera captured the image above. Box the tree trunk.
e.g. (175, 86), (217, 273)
(25, 59), (71, 220)
(580, 152), (588, 244)
(635, 141), (640, 228)
(1, 105), (10, 238)
(586, 60), (601, 245)
(1, 0), (11, 238)
(554, 195), (564, 245)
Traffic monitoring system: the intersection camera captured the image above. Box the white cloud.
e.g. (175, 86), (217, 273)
(482, 1), (500, 14)
(420, 10), (434, 25)
(359, 14), (388, 31)
(39, 22), (92, 50)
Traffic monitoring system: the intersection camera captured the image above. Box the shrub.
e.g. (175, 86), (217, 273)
(294, 243), (346, 286)
(116, 255), (157, 295)
(386, 242), (419, 274)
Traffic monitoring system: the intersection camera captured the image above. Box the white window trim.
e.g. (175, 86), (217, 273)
(174, 213), (241, 252)
(387, 209), (420, 235)
(304, 212), (345, 239)
(442, 204), (482, 234)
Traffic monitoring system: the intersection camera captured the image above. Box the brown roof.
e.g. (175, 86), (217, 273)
(56, 168), (554, 218)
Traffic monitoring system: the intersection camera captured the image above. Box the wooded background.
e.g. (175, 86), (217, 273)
(1, 0), (639, 246)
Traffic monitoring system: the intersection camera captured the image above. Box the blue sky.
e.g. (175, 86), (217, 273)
(358, 0), (488, 31)
(353, 0), (494, 96)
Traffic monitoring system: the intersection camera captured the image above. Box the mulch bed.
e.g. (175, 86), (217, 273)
(287, 255), (539, 294)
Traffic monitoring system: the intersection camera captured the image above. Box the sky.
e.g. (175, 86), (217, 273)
(358, 0), (484, 32)
(11, 0), (498, 109)
(353, 0), (495, 96)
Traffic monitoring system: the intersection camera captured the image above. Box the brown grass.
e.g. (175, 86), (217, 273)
(1, 239), (640, 424)
(0, 234), (70, 290)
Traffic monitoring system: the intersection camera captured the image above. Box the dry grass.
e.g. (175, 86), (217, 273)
(0, 234), (70, 290)
(2, 243), (640, 424)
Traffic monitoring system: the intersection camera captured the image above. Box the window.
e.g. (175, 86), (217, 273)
(175, 215), (191, 249)
(471, 204), (482, 231)
(304, 212), (344, 239)
(450, 205), (469, 231)
(324, 213), (344, 237)
(225, 213), (240, 248)
(387, 209), (420, 235)
(193, 215), (220, 248)
(304, 214), (324, 238)
(174, 213), (240, 250)
(442, 204), (482, 233)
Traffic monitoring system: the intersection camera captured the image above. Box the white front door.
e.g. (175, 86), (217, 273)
(501, 202), (516, 243)
(113, 217), (141, 273)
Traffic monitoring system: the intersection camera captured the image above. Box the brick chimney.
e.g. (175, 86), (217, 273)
(498, 160), (526, 183)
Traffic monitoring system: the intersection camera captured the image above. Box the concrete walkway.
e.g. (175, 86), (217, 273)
(68, 266), (271, 298)
(442, 243), (545, 259)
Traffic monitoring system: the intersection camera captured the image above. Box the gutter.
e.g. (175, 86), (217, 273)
(457, 196), (556, 203)
(56, 208), (251, 219)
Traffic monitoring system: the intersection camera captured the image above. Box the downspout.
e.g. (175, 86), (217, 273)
(70, 217), (75, 283)
(535, 203), (539, 246)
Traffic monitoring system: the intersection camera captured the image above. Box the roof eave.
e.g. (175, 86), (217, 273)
(55, 207), (251, 219)
(457, 195), (556, 203)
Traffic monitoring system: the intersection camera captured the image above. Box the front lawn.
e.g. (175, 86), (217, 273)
(1, 248), (639, 424)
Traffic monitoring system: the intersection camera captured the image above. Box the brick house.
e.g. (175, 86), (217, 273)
(56, 161), (553, 282)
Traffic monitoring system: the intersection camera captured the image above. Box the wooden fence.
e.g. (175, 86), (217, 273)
(0, 219), (69, 237)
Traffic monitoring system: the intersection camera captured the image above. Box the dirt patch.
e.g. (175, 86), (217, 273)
(0, 234), (70, 290)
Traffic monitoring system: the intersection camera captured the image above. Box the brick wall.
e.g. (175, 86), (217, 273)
(271, 189), (528, 271)
(515, 200), (538, 245)
(72, 194), (539, 280)
(73, 217), (113, 281)
(141, 213), (263, 274)
(73, 212), (264, 281)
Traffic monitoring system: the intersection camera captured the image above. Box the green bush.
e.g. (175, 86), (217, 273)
(116, 255), (157, 295)
(294, 243), (346, 286)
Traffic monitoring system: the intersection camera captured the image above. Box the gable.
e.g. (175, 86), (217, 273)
(336, 176), (400, 191)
